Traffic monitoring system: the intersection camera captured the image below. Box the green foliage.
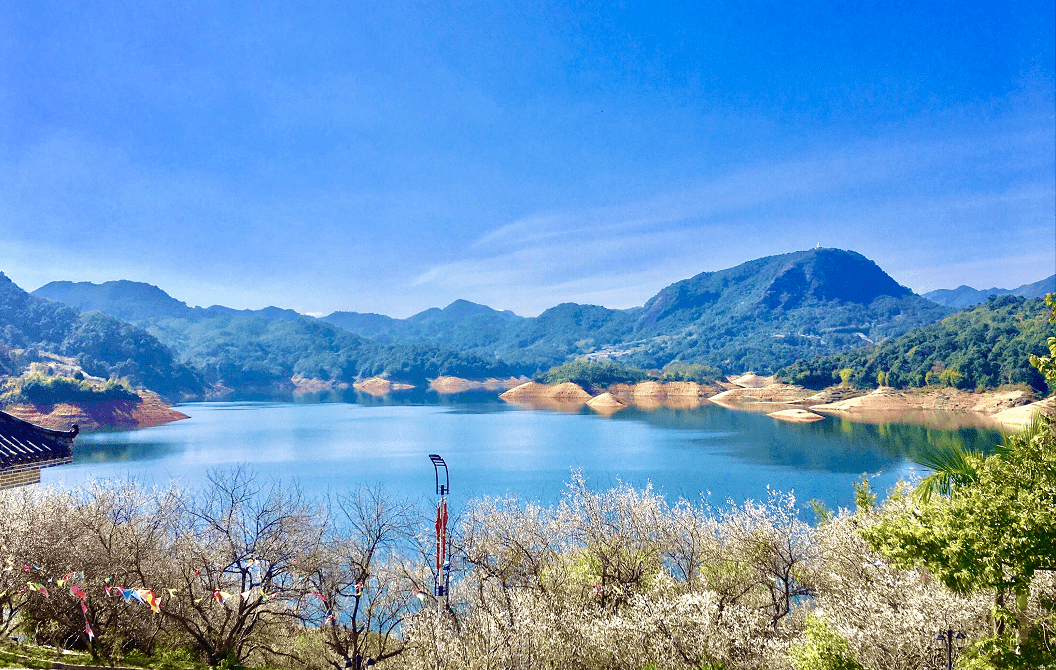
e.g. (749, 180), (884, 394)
(864, 323), (1056, 667)
(789, 615), (864, 670)
(2, 374), (140, 406)
(912, 441), (986, 501)
(1028, 293), (1056, 388)
(777, 295), (1055, 392)
(860, 413), (1056, 661)
(534, 358), (649, 389)
(852, 475), (876, 512)
(660, 362), (722, 384)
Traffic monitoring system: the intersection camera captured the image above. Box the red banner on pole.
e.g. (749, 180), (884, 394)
(435, 500), (448, 573)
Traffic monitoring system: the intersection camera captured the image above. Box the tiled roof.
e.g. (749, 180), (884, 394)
(0, 410), (76, 470)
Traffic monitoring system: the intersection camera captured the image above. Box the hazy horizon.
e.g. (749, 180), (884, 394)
(2, 2), (1053, 318)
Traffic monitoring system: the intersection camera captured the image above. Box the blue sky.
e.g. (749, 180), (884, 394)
(1, 1), (1052, 317)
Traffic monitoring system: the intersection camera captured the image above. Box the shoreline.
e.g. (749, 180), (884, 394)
(498, 376), (1053, 431)
(14, 374), (1051, 433)
(1, 390), (189, 432)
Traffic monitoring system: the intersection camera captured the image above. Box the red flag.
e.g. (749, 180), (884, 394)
(435, 500), (448, 572)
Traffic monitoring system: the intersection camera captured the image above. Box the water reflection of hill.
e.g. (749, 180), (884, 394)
(73, 435), (176, 463)
(69, 397), (1004, 485)
(608, 405), (1002, 474)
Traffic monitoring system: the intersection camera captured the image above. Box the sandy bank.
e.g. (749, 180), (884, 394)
(586, 392), (628, 414)
(292, 376), (351, 395)
(2, 390), (189, 432)
(709, 384), (817, 405)
(768, 408), (825, 423)
(502, 380), (716, 411)
(728, 373), (775, 388)
(430, 376), (528, 394)
(807, 386), (1049, 431)
(353, 377), (416, 397)
(988, 397), (1055, 431)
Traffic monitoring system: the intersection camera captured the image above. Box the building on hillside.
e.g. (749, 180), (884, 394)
(0, 410), (76, 489)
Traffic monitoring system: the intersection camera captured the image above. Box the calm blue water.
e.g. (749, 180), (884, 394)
(41, 396), (1004, 513)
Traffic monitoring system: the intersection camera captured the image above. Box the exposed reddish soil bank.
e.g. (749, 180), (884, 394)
(3, 391), (189, 432)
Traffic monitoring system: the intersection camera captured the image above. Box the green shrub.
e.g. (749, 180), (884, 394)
(534, 358), (649, 389)
(661, 363), (722, 384)
(790, 615), (864, 670)
(3, 374), (140, 406)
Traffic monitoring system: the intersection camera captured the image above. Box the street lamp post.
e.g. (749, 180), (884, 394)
(934, 628), (966, 670)
(429, 454), (451, 616)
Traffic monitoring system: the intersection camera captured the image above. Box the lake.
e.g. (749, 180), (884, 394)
(41, 394), (1005, 514)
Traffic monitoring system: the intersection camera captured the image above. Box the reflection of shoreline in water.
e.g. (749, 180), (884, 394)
(710, 399), (1005, 431)
(812, 408), (1002, 431)
(504, 396), (710, 413)
(73, 436), (176, 464)
(51, 400), (1006, 515)
(68, 398), (1006, 478)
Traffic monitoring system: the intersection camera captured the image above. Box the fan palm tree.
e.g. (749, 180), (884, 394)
(913, 413), (1048, 502)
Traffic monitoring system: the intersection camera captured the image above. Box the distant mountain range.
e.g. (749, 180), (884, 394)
(33, 280), (303, 323)
(33, 248), (965, 378)
(922, 274), (1055, 309)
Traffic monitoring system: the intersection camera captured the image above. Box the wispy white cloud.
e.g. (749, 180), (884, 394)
(413, 124), (1054, 315)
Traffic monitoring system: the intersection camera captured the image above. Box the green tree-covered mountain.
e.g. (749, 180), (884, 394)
(322, 249), (951, 374)
(145, 315), (513, 392)
(776, 295), (1056, 392)
(323, 300), (645, 371)
(608, 248), (951, 373)
(33, 248), (958, 378)
(0, 273), (204, 399)
(23, 276), (514, 396)
(922, 274), (1055, 309)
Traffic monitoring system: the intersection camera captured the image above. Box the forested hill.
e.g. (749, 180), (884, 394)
(144, 316), (513, 392)
(0, 273), (204, 399)
(776, 295), (1056, 392)
(34, 248), (957, 376)
(608, 248), (952, 373)
(326, 249), (952, 373)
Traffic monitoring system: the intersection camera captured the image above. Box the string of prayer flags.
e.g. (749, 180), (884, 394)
(27, 582), (48, 597)
(71, 584), (88, 601)
(240, 590), (252, 601)
(213, 590), (234, 605)
(142, 590), (161, 614)
(85, 621), (94, 642)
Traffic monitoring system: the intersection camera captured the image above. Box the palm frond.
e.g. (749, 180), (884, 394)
(911, 442), (984, 502)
